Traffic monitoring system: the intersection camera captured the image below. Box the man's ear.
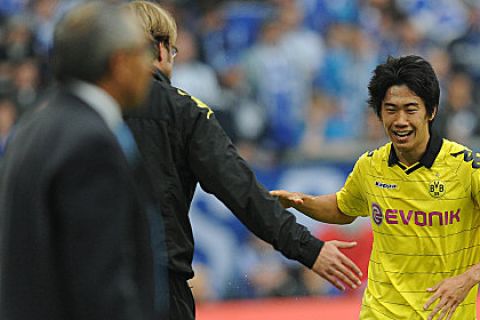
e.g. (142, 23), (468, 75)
(429, 106), (438, 121)
(152, 41), (162, 62)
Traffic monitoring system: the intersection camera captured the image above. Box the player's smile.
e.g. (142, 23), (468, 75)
(392, 129), (413, 141)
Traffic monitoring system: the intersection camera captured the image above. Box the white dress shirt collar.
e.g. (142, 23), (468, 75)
(69, 81), (122, 132)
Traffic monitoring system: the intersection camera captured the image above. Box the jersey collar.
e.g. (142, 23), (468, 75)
(388, 130), (443, 169)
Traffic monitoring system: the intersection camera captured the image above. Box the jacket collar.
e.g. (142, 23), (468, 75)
(153, 68), (171, 84)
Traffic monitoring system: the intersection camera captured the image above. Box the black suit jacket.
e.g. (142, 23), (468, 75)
(0, 88), (154, 320)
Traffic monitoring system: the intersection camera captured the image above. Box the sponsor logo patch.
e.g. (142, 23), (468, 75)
(375, 181), (397, 190)
(372, 203), (383, 225)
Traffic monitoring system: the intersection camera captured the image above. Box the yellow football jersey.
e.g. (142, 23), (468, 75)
(337, 134), (480, 320)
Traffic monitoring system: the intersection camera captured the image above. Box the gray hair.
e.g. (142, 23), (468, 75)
(52, 1), (143, 83)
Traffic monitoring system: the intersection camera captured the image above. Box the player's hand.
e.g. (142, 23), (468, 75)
(311, 240), (362, 291)
(270, 190), (305, 208)
(424, 273), (474, 320)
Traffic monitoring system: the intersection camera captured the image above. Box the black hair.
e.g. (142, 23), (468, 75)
(367, 55), (440, 119)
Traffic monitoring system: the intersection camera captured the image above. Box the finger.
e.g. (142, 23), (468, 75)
(323, 273), (345, 291)
(333, 260), (361, 287)
(338, 252), (363, 277)
(427, 281), (441, 293)
(334, 241), (358, 249)
(446, 303), (459, 320)
(331, 268), (358, 289)
(424, 292), (440, 310)
(288, 197), (304, 204)
(437, 301), (455, 320)
(427, 299), (446, 320)
(269, 190), (284, 196)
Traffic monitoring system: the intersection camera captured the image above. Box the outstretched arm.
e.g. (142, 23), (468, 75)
(271, 190), (362, 290)
(270, 190), (356, 224)
(184, 104), (362, 292)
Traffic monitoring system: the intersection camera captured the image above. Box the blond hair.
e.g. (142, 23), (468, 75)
(126, 1), (177, 46)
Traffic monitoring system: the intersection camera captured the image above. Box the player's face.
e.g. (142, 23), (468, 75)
(380, 84), (436, 165)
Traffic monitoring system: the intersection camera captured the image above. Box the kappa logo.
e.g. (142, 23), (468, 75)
(375, 181), (397, 190)
(429, 179), (445, 198)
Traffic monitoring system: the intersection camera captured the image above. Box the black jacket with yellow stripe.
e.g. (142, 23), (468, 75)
(125, 69), (323, 279)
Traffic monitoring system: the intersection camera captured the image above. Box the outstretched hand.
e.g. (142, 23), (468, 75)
(311, 240), (362, 291)
(424, 273), (474, 320)
(270, 190), (306, 208)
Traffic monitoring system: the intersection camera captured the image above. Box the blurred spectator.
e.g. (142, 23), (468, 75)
(0, 97), (17, 156)
(171, 27), (239, 137)
(277, 0), (325, 79)
(199, 1), (273, 73)
(396, 0), (468, 46)
(0, 60), (14, 96)
(393, 14), (431, 56)
(427, 47), (451, 106)
(313, 23), (378, 140)
(299, 0), (360, 34)
(448, 4), (480, 84)
(1, 16), (35, 62)
(11, 58), (40, 113)
(0, 0), (30, 16)
(435, 71), (480, 144)
(172, 29), (223, 108)
(242, 17), (307, 152)
(359, 0), (404, 57)
(32, 0), (79, 56)
(299, 91), (336, 157)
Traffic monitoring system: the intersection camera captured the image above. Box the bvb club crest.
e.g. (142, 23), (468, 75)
(429, 179), (445, 198)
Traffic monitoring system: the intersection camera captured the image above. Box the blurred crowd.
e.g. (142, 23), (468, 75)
(4, 0), (480, 163)
(3, 0), (480, 302)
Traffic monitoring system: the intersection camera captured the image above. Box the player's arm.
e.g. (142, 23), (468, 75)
(270, 190), (356, 224)
(183, 97), (362, 291)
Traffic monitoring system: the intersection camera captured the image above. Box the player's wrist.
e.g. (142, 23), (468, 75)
(465, 264), (480, 286)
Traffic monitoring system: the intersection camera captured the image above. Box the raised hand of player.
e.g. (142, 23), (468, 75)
(424, 273), (474, 320)
(270, 190), (305, 208)
(311, 240), (362, 291)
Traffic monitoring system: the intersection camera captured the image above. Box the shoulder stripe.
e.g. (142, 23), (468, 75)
(177, 89), (214, 119)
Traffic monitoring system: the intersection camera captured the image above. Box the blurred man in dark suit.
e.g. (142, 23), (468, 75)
(0, 2), (156, 320)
